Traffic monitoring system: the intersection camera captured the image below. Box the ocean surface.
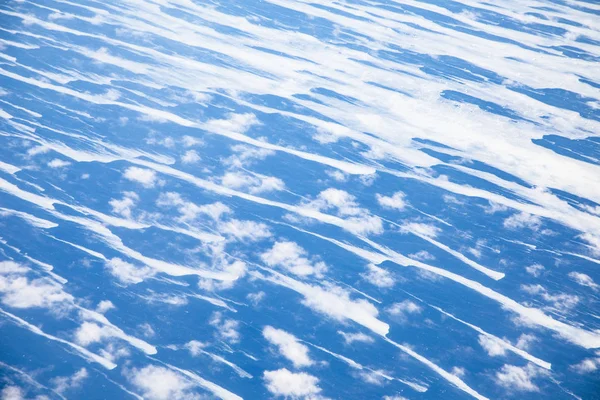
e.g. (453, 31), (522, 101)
(0, 0), (599, 399)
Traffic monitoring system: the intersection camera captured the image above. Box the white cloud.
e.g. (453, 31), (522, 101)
(139, 323), (155, 338)
(386, 300), (422, 320)
(571, 357), (600, 373)
(109, 192), (139, 219)
(96, 300), (115, 314)
(568, 271), (598, 290)
(525, 264), (544, 277)
(0, 262), (72, 309)
(224, 144), (274, 168)
(247, 291), (265, 306)
(360, 264), (395, 288)
(157, 193), (230, 222)
(218, 219), (271, 242)
(494, 364), (546, 392)
(520, 284), (579, 312)
(261, 241), (327, 278)
(304, 189), (383, 235)
(74, 322), (112, 346)
(400, 223), (440, 238)
(478, 335), (507, 357)
(408, 250), (435, 261)
(52, 368), (88, 394)
(503, 212), (542, 231)
(326, 170), (347, 182)
(1, 386), (25, 400)
(47, 158), (71, 168)
(184, 340), (207, 356)
(376, 192), (407, 210)
(182, 136), (203, 148)
(220, 171), (285, 194)
(123, 167), (158, 188)
(209, 312), (240, 344)
(181, 150), (200, 164)
(126, 365), (200, 400)
(205, 113), (260, 135)
(263, 326), (313, 368)
(338, 331), (374, 345)
(451, 366), (466, 378)
(104, 258), (155, 285)
(263, 369), (322, 398)
(383, 396), (408, 400)
(515, 334), (537, 351)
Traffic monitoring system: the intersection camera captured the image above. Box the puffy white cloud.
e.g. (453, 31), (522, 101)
(104, 258), (155, 285)
(138, 323), (155, 338)
(263, 369), (322, 398)
(220, 171), (285, 194)
(478, 335), (507, 357)
(520, 284), (579, 312)
(181, 150), (200, 164)
(325, 170), (347, 182)
(494, 364), (546, 392)
(263, 326), (313, 368)
(74, 322), (112, 346)
(451, 366), (466, 378)
(205, 113), (260, 135)
(47, 158), (71, 168)
(503, 212), (542, 231)
(515, 334), (537, 351)
(1, 386), (25, 400)
(184, 340), (207, 356)
(304, 189), (383, 235)
(209, 312), (240, 344)
(247, 291), (265, 306)
(568, 272), (598, 290)
(408, 250), (435, 261)
(109, 191), (139, 219)
(181, 136), (203, 148)
(52, 368), (88, 394)
(218, 219), (271, 242)
(383, 396), (408, 400)
(525, 264), (544, 277)
(96, 300), (115, 314)
(337, 331), (374, 345)
(123, 167), (158, 188)
(386, 300), (422, 320)
(126, 365), (200, 400)
(360, 264), (395, 288)
(261, 241), (327, 278)
(224, 144), (274, 168)
(571, 356), (600, 373)
(400, 223), (440, 238)
(0, 262), (72, 309)
(376, 192), (407, 210)
(157, 193), (230, 222)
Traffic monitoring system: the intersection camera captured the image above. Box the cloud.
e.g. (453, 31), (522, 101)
(1, 386), (25, 400)
(220, 171), (285, 194)
(494, 364), (546, 392)
(503, 213), (542, 231)
(408, 250), (435, 261)
(52, 368), (88, 394)
(337, 331), (374, 345)
(126, 365), (200, 400)
(156, 193), (230, 222)
(209, 312), (240, 344)
(123, 167), (158, 188)
(303, 189), (383, 235)
(218, 219), (271, 242)
(571, 356), (600, 373)
(0, 262), (72, 309)
(568, 272), (598, 290)
(261, 241), (327, 278)
(520, 284), (579, 312)
(263, 326), (313, 368)
(525, 264), (544, 277)
(47, 158), (71, 168)
(224, 144), (274, 168)
(478, 335), (507, 356)
(376, 192), (407, 210)
(184, 340), (207, 356)
(205, 113), (260, 135)
(386, 300), (422, 321)
(263, 369), (322, 399)
(400, 223), (440, 238)
(109, 192), (139, 219)
(104, 258), (155, 285)
(247, 291), (265, 306)
(181, 150), (200, 164)
(96, 300), (115, 314)
(360, 264), (395, 288)
(515, 334), (537, 351)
